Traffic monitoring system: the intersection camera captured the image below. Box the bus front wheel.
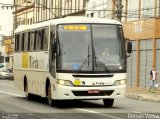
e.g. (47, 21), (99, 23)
(47, 83), (54, 106)
(103, 99), (114, 107)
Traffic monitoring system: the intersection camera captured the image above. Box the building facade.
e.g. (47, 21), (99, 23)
(13, 0), (34, 28)
(86, 0), (160, 88)
(2, 36), (13, 69)
(13, 0), (87, 26)
(34, 0), (86, 23)
(0, 35), (13, 69)
(85, 0), (114, 18)
(122, 0), (160, 22)
(122, 0), (160, 88)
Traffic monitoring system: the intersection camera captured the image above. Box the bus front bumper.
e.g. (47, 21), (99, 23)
(52, 85), (126, 100)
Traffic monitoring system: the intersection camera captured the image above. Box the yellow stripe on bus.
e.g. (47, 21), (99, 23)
(22, 53), (29, 68)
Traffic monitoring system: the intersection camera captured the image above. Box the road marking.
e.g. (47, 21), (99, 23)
(132, 111), (141, 113)
(27, 114), (44, 119)
(153, 108), (160, 110)
(76, 108), (124, 119)
(27, 113), (57, 119)
(0, 83), (12, 86)
(0, 90), (24, 97)
(120, 102), (129, 105)
(76, 108), (98, 113)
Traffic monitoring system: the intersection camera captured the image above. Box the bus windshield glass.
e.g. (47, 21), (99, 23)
(57, 24), (126, 73)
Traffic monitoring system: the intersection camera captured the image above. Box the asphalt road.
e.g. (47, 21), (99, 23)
(0, 79), (160, 119)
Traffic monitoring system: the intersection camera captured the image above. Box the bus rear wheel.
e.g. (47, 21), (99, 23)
(25, 82), (32, 100)
(103, 99), (114, 107)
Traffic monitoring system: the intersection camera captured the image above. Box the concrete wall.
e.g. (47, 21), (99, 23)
(123, 18), (160, 87)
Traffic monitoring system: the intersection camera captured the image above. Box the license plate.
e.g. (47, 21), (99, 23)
(88, 90), (100, 94)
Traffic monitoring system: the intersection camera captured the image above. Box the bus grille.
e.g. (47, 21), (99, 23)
(72, 90), (114, 96)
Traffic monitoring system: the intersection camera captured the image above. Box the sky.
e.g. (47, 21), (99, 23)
(0, 0), (13, 36)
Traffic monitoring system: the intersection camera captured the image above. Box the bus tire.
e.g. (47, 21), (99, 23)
(25, 81), (32, 100)
(103, 99), (114, 107)
(47, 83), (54, 106)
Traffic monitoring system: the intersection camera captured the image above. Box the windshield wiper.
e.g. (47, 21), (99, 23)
(100, 58), (119, 65)
(77, 45), (90, 72)
(93, 49), (110, 72)
(94, 56), (110, 72)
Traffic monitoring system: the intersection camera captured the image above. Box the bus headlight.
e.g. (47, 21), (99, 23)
(113, 79), (126, 86)
(57, 79), (73, 86)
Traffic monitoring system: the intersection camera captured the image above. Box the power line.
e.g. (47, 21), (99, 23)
(1, 2), (160, 21)
(1, 2), (159, 13)
(122, 12), (155, 18)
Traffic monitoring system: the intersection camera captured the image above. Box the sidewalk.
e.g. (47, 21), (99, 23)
(126, 86), (160, 102)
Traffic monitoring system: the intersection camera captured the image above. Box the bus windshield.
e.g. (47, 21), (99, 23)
(57, 24), (126, 73)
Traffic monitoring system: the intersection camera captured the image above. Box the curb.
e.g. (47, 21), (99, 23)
(126, 93), (160, 103)
(126, 94), (143, 100)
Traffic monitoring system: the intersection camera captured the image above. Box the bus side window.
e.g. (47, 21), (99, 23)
(30, 31), (35, 51)
(34, 31), (36, 51)
(36, 30), (42, 51)
(19, 33), (23, 52)
(14, 35), (16, 52)
(22, 33), (25, 51)
(43, 28), (49, 50)
(28, 32), (30, 51)
(17, 34), (20, 52)
(24, 32), (29, 51)
(15, 34), (19, 52)
(40, 30), (44, 50)
(35, 31), (39, 50)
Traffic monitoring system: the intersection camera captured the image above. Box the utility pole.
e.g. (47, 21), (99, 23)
(115, 0), (123, 22)
(14, 5), (18, 31)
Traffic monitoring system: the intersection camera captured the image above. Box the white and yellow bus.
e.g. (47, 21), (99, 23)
(14, 17), (132, 107)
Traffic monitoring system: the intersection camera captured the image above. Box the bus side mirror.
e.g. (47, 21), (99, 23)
(127, 41), (132, 53)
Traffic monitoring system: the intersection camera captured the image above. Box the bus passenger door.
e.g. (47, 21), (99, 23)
(50, 25), (56, 77)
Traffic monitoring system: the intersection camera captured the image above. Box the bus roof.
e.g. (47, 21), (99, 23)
(15, 17), (121, 33)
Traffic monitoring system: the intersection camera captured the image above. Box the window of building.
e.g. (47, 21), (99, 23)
(91, 13), (94, 18)
(5, 57), (9, 62)
(43, 0), (46, 10)
(103, 11), (106, 17)
(28, 19), (30, 25)
(98, 11), (101, 18)
(30, 18), (32, 24)
(0, 56), (4, 63)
